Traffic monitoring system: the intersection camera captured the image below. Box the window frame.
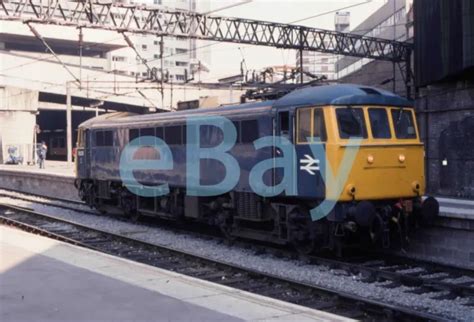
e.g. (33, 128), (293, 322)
(368, 107), (392, 139)
(296, 107), (327, 144)
(390, 108), (418, 139)
(335, 107), (368, 140)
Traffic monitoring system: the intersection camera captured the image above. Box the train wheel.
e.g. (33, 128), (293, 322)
(218, 211), (236, 242)
(288, 208), (316, 255)
(121, 189), (139, 221)
(79, 181), (93, 205)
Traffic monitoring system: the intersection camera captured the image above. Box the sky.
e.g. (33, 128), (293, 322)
(196, 0), (386, 81)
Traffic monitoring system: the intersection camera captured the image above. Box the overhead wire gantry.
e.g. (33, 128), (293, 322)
(0, 0), (413, 97)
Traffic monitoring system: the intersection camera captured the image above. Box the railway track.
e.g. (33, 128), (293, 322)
(1, 191), (474, 304)
(1, 203), (446, 321)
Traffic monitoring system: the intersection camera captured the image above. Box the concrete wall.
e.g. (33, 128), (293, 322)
(416, 83), (474, 198)
(0, 87), (38, 164)
(0, 169), (79, 201)
(406, 222), (474, 269)
(337, 59), (408, 97)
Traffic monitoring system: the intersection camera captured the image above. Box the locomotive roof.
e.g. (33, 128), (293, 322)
(81, 84), (412, 129)
(273, 84), (413, 108)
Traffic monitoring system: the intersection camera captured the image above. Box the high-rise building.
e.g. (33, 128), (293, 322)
(109, 0), (211, 83)
(334, 11), (350, 79)
(335, 11), (350, 32)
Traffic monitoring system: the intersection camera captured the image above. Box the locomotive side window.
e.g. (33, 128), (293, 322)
(222, 121), (240, 144)
(336, 108), (368, 139)
(182, 125), (187, 144)
(155, 127), (164, 140)
(165, 125), (183, 145)
(95, 131), (104, 146)
(233, 121), (241, 143)
(103, 131), (113, 146)
(297, 108), (326, 143)
(297, 108), (311, 143)
(129, 129), (139, 142)
(139, 128), (155, 145)
(368, 108), (391, 139)
(391, 109), (417, 139)
(313, 109), (327, 142)
(241, 120), (259, 143)
(140, 128), (154, 137)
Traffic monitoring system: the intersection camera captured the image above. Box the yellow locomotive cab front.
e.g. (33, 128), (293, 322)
(325, 106), (425, 202)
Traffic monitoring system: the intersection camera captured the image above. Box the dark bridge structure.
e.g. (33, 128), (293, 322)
(0, 0), (414, 97)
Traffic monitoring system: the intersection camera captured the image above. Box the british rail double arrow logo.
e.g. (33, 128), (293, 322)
(300, 154), (320, 175)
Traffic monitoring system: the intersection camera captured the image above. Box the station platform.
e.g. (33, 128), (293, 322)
(0, 161), (78, 201)
(0, 160), (74, 178)
(435, 196), (474, 220)
(0, 161), (473, 220)
(0, 225), (351, 322)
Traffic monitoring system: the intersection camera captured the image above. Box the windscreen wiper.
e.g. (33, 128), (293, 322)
(395, 107), (405, 129)
(348, 105), (363, 136)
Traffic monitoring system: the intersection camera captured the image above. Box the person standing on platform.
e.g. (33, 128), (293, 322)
(38, 141), (48, 169)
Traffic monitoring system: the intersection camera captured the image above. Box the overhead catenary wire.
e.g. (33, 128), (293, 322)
(0, 0), (407, 106)
(1, 1), (395, 80)
(26, 22), (80, 85)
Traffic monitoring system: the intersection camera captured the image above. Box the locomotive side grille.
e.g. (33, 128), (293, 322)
(98, 181), (111, 199)
(235, 192), (263, 221)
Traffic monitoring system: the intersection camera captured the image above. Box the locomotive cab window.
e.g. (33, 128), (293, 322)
(368, 108), (391, 139)
(391, 109), (417, 139)
(336, 107), (368, 139)
(296, 108), (326, 144)
(95, 130), (114, 147)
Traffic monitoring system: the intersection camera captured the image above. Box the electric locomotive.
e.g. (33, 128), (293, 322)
(75, 84), (438, 254)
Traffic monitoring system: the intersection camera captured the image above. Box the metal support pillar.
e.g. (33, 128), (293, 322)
(66, 82), (72, 164)
(299, 28), (304, 84)
(79, 27), (83, 90)
(406, 52), (412, 100)
(299, 48), (303, 84)
(393, 61), (396, 93)
(160, 36), (164, 109)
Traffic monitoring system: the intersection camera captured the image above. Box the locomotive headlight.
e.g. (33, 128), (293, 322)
(367, 155), (374, 164)
(399, 154), (406, 163)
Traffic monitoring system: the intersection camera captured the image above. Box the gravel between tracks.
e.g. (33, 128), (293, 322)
(0, 190), (473, 321)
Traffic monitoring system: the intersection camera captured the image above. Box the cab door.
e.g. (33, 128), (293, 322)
(273, 109), (297, 196)
(294, 107), (326, 199)
(76, 129), (91, 178)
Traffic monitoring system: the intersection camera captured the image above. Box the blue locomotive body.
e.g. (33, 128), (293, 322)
(75, 85), (435, 253)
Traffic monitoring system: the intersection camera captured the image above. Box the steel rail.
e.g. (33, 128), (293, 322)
(1, 190), (473, 300)
(0, 203), (444, 321)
